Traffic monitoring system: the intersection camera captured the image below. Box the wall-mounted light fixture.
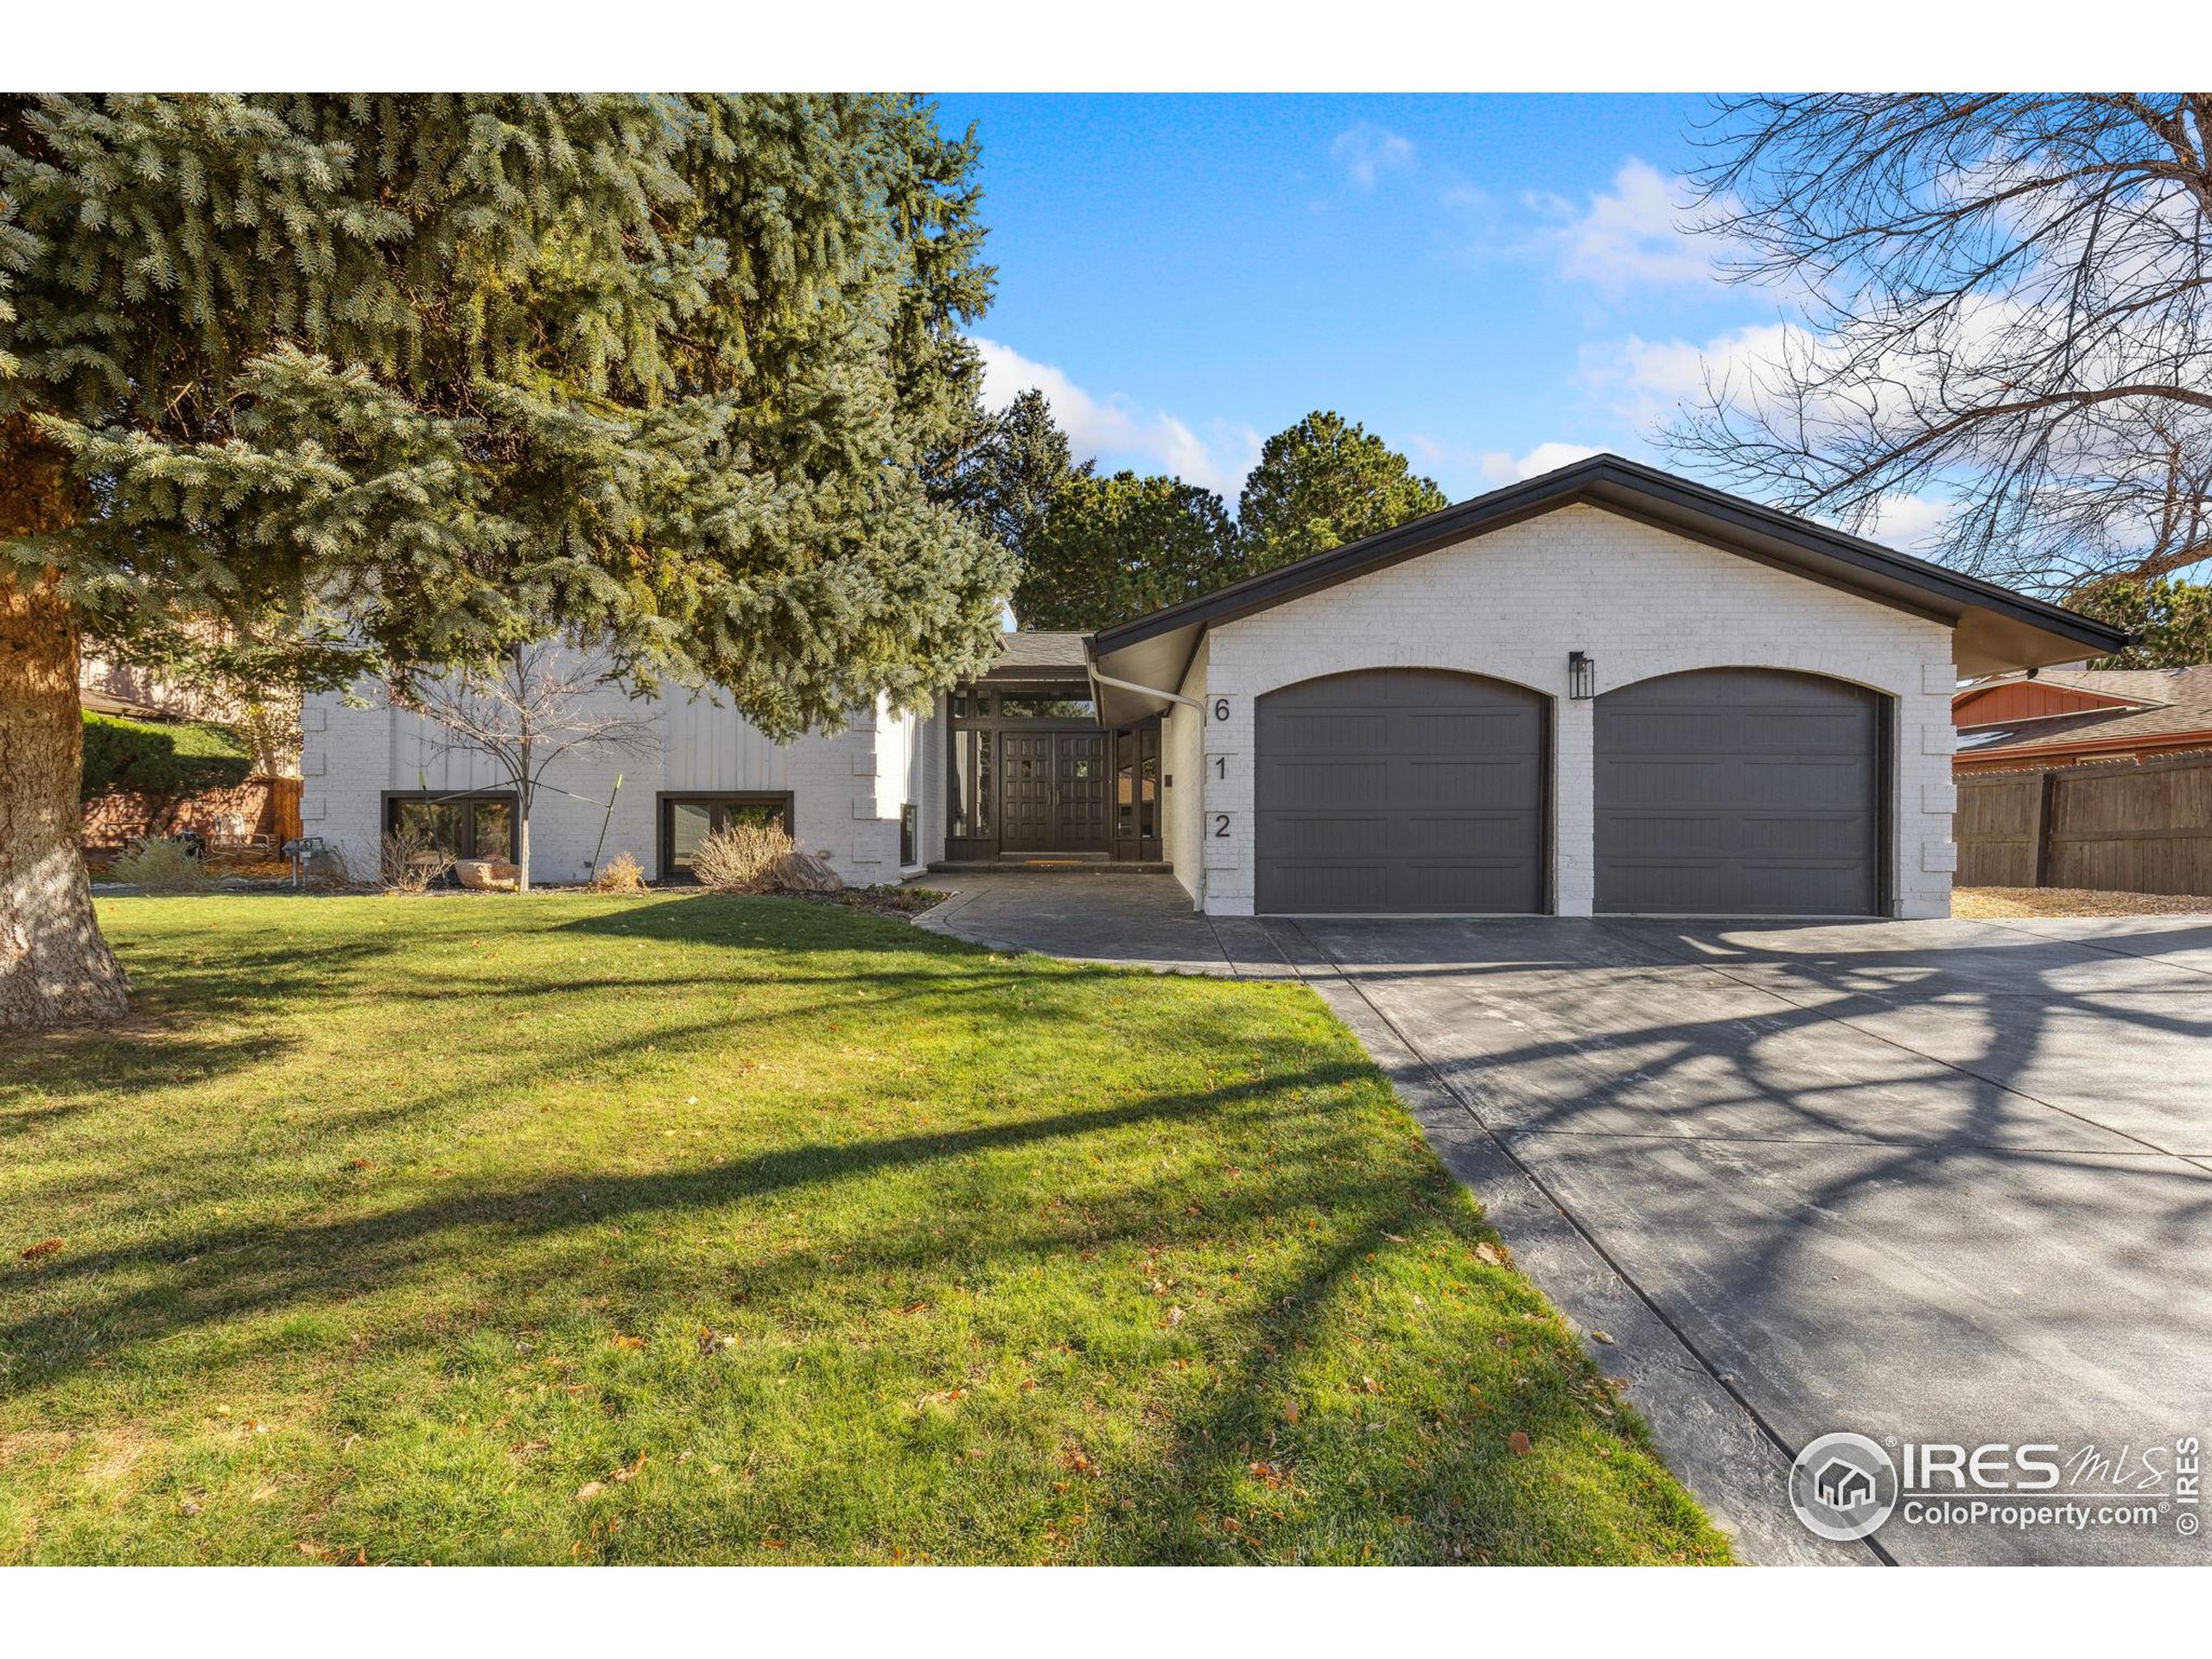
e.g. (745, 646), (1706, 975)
(1568, 651), (1596, 701)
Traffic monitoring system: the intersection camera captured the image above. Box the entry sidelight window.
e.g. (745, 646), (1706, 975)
(1113, 725), (1160, 842)
(661, 794), (793, 879)
(950, 728), (994, 837)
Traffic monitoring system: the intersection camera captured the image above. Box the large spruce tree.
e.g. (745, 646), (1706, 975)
(0, 94), (1014, 1029)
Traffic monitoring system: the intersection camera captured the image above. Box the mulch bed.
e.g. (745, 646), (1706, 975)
(1953, 886), (2212, 918)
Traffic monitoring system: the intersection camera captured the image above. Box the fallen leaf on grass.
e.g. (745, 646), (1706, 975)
(20, 1239), (62, 1262)
(611, 1334), (647, 1351)
(574, 1481), (605, 1502)
(1473, 1243), (1503, 1268)
(1508, 1431), (1531, 1455)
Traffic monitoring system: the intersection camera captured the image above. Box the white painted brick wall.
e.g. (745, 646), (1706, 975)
(1193, 503), (1957, 919)
(301, 667), (912, 887)
(1160, 635), (1209, 907)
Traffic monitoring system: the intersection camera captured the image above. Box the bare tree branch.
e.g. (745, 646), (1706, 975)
(388, 640), (660, 890)
(1666, 93), (2212, 596)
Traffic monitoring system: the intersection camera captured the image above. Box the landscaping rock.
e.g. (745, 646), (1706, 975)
(768, 851), (842, 894)
(454, 857), (521, 892)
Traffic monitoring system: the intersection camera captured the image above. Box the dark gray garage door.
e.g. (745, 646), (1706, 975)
(1595, 668), (1882, 915)
(1255, 669), (1546, 914)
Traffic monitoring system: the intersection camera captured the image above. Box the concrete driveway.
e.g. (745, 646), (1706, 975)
(921, 875), (2212, 1564)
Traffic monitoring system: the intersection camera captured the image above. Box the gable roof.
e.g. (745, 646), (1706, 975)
(1954, 664), (2212, 761)
(1086, 453), (2130, 726)
(985, 630), (1090, 677)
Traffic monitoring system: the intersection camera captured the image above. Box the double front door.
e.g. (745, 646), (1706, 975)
(999, 732), (1109, 853)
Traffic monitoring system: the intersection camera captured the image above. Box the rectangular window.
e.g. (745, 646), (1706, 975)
(385, 793), (517, 862)
(899, 803), (918, 866)
(974, 731), (994, 835)
(659, 794), (793, 880)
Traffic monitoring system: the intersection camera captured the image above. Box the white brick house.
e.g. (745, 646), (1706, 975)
(302, 454), (2125, 912)
(1096, 455), (2126, 920)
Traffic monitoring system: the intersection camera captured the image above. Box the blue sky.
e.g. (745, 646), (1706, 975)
(936, 93), (1804, 512)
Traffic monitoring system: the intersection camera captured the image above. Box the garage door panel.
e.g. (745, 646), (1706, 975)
(1597, 669), (1881, 916)
(1260, 757), (1389, 809)
(1270, 711), (1389, 751)
(1394, 861), (1535, 912)
(1398, 754), (1539, 808)
(1736, 759), (1872, 810)
(1744, 712), (1873, 754)
(1256, 669), (1547, 915)
(1400, 710), (1533, 749)
(1739, 863), (1866, 912)
(1267, 813), (1393, 857)
(1734, 813), (1871, 858)
(1394, 810), (1540, 857)
(1599, 757), (1733, 809)
(1266, 862), (1391, 912)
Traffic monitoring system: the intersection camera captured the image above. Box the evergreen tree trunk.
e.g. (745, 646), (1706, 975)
(0, 416), (131, 1029)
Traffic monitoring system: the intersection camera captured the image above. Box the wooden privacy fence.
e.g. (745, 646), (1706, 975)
(80, 774), (302, 857)
(1956, 749), (2212, 895)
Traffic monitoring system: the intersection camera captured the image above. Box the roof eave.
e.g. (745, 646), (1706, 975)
(1086, 454), (2129, 692)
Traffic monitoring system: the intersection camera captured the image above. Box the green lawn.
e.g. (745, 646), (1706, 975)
(1, 893), (1726, 1564)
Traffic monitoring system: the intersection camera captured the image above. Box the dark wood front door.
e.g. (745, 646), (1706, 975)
(999, 733), (1058, 850)
(1054, 733), (1110, 852)
(998, 731), (1110, 854)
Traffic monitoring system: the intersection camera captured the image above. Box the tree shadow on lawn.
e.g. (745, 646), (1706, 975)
(0, 1063), (1372, 1384)
(4, 1051), (1703, 1562)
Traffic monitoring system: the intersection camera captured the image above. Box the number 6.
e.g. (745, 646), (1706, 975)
(1212, 697), (1230, 722)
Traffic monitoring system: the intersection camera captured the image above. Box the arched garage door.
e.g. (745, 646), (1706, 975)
(1594, 668), (1883, 915)
(1255, 669), (1547, 914)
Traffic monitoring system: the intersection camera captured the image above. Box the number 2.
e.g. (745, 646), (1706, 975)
(1213, 814), (1230, 838)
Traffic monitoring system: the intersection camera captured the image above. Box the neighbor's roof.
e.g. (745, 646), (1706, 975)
(1955, 664), (2212, 760)
(1085, 453), (2131, 727)
(986, 630), (1090, 676)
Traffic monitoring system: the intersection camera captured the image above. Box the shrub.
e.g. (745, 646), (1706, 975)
(379, 826), (454, 893)
(299, 845), (353, 890)
(81, 713), (253, 799)
(689, 822), (796, 893)
(589, 852), (647, 894)
(106, 836), (209, 893)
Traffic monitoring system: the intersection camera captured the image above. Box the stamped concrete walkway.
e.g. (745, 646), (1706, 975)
(916, 871), (2212, 1567)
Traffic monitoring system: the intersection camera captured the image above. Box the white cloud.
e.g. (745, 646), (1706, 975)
(1863, 493), (1953, 550)
(972, 336), (1260, 498)
(1331, 123), (1414, 190)
(1406, 435), (1609, 491)
(1477, 442), (1607, 485)
(1582, 320), (1800, 431)
(1530, 159), (1713, 289)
